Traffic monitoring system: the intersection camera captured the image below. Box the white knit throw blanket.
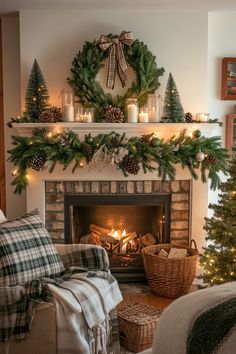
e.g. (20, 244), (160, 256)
(47, 272), (122, 354)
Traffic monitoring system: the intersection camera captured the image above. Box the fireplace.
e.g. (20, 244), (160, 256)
(64, 194), (171, 281)
(45, 180), (191, 282)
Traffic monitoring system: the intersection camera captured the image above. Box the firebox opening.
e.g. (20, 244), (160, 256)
(73, 205), (165, 244)
(64, 194), (171, 282)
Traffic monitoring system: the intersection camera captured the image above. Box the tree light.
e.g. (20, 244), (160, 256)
(47, 131), (53, 138)
(188, 130), (193, 138)
(153, 132), (158, 138)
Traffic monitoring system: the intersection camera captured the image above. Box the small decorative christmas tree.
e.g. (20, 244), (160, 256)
(200, 157), (236, 284)
(25, 59), (50, 121)
(161, 73), (185, 123)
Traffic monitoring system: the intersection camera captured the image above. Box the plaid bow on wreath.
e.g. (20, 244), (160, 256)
(99, 31), (134, 89)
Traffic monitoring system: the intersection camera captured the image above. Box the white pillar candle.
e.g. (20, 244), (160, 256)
(86, 113), (92, 123)
(197, 113), (209, 122)
(127, 104), (138, 123)
(81, 113), (93, 123)
(139, 110), (149, 123)
(63, 104), (74, 122)
(149, 107), (160, 122)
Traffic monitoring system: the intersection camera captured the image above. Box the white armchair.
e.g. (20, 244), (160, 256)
(0, 243), (122, 354)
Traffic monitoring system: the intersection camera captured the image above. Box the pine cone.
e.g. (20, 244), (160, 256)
(82, 143), (93, 159)
(39, 106), (62, 123)
(104, 105), (124, 123)
(139, 134), (152, 144)
(185, 112), (193, 123)
(121, 155), (140, 175)
(111, 136), (120, 147)
(29, 156), (45, 171)
(205, 155), (218, 165)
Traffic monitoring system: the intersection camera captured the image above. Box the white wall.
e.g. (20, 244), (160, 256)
(2, 14), (26, 219)
(19, 9), (208, 113)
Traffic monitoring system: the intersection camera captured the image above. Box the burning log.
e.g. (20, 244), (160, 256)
(80, 232), (102, 246)
(100, 234), (119, 244)
(89, 224), (110, 236)
(113, 232), (138, 253)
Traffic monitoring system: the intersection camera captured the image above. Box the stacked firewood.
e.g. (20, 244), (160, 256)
(79, 224), (157, 254)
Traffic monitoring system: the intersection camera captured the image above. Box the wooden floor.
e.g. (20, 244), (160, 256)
(117, 284), (199, 311)
(117, 291), (173, 311)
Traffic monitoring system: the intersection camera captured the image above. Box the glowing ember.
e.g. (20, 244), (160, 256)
(109, 228), (127, 240)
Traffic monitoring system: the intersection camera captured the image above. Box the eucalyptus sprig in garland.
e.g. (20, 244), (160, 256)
(67, 33), (164, 121)
(8, 129), (228, 194)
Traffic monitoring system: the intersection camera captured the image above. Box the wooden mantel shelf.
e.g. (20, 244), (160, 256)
(12, 122), (221, 137)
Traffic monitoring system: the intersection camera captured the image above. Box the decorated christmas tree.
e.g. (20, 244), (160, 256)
(161, 73), (185, 123)
(200, 157), (236, 284)
(25, 59), (50, 121)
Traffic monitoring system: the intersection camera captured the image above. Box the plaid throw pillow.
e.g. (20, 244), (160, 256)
(0, 210), (65, 286)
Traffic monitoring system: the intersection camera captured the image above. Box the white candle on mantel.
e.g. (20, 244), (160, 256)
(139, 110), (149, 123)
(63, 104), (74, 122)
(127, 104), (138, 123)
(86, 113), (92, 123)
(149, 107), (160, 122)
(197, 113), (209, 123)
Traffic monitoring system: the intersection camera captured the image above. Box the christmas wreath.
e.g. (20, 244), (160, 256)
(67, 31), (164, 121)
(8, 128), (228, 194)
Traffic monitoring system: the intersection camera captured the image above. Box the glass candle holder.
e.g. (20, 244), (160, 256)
(196, 113), (209, 123)
(147, 93), (160, 122)
(139, 106), (149, 123)
(61, 89), (74, 122)
(75, 106), (84, 122)
(126, 98), (138, 123)
(82, 108), (94, 123)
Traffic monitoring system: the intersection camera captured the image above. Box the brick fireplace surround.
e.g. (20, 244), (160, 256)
(45, 179), (191, 246)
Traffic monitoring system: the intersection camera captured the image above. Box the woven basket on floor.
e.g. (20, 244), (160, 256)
(118, 303), (162, 353)
(142, 240), (198, 298)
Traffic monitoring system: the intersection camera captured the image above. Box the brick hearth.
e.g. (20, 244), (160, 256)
(45, 180), (191, 245)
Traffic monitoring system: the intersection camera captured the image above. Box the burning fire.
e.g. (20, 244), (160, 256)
(109, 228), (127, 240)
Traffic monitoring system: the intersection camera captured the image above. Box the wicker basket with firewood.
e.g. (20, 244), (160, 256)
(142, 240), (198, 298)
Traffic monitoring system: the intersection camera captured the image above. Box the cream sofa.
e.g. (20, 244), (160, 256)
(0, 302), (57, 354)
(0, 244), (121, 354)
(140, 282), (236, 354)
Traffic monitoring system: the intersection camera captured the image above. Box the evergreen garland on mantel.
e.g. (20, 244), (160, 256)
(8, 129), (228, 195)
